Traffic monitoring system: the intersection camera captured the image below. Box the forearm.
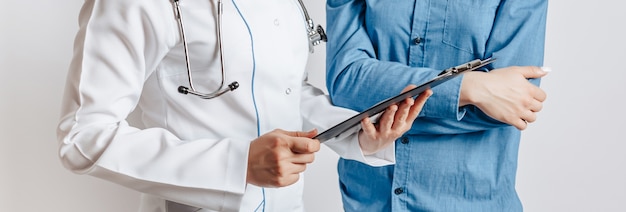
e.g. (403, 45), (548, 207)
(456, 0), (548, 129)
(59, 1), (249, 209)
(58, 101), (250, 209)
(409, 0), (550, 133)
(326, 0), (507, 135)
(329, 56), (513, 134)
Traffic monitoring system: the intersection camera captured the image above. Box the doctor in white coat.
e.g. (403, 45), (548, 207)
(56, 0), (432, 211)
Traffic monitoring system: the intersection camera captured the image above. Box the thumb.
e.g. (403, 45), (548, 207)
(283, 129), (320, 153)
(289, 138), (320, 154)
(518, 66), (548, 79)
(283, 129), (318, 138)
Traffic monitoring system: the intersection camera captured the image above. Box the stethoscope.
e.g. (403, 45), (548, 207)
(173, 0), (327, 99)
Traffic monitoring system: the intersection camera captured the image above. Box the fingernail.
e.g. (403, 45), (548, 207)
(540, 67), (552, 73)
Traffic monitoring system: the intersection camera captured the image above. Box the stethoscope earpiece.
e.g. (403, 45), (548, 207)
(177, 86), (189, 95)
(227, 81), (239, 90)
(178, 81), (239, 99)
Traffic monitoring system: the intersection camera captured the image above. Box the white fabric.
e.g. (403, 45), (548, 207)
(57, 0), (394, 211)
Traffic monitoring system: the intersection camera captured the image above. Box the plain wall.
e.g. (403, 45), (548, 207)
(1, 0), (624, 211)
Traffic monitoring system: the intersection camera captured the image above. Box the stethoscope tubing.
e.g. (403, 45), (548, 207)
(174, 0), (238, 99)
(174, 0), (323, 99)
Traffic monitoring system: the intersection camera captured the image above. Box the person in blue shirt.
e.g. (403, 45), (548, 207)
(325, 0), (549, 211)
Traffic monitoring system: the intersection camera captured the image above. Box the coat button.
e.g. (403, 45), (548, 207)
(412, 37), (422, 45)
(401, 137), (409, 144)
(394, 187), (404, 195)
(285, 88), (292, 95)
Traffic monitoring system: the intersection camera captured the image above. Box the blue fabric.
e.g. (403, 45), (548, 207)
(326, 0), (547, 211)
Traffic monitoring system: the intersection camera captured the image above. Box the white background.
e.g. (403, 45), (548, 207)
(1, 1), (625, 211)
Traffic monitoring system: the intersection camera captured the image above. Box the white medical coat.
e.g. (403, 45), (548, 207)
(56, 0), (394, 211)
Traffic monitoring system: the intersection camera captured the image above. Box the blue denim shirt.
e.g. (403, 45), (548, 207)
(326, 0), (547, 211)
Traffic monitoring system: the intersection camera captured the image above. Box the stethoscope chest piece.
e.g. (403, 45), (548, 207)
(297, 0), (327, 53)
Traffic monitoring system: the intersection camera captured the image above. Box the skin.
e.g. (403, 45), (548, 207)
(246, 85), (433, 187)
(247, 129), (321, 187)
(460, 66), (548, 130)
(359, 86), (432, 155)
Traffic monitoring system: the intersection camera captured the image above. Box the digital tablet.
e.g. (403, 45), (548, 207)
(314, 58), (496, 142)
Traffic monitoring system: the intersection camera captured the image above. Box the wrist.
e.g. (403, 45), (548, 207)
(459, 71), (486, 106)
(357, 130), (376, 155)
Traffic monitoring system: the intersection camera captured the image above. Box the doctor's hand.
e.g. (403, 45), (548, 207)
(358, 85), (432, 155)
(460, 66), (548, 130)
(247, 129), (320, 188)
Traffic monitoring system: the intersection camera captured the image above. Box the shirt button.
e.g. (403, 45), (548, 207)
(285, 88), (292, 95)
(401, 137), (409, 144)
(274, 19), (280, 26)
(412, 37), (422, 45)
(394, 188), (404, 195)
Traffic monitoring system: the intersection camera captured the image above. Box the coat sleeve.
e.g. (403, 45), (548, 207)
(57, 1), (246, 210)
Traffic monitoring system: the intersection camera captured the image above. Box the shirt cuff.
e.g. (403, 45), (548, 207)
(421, 75), (467, 121)
(324, 130), (395, 167)
(221, 139), (250, 211)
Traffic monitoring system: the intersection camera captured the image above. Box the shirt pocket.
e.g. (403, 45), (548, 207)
(442, 0), (500, 54)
